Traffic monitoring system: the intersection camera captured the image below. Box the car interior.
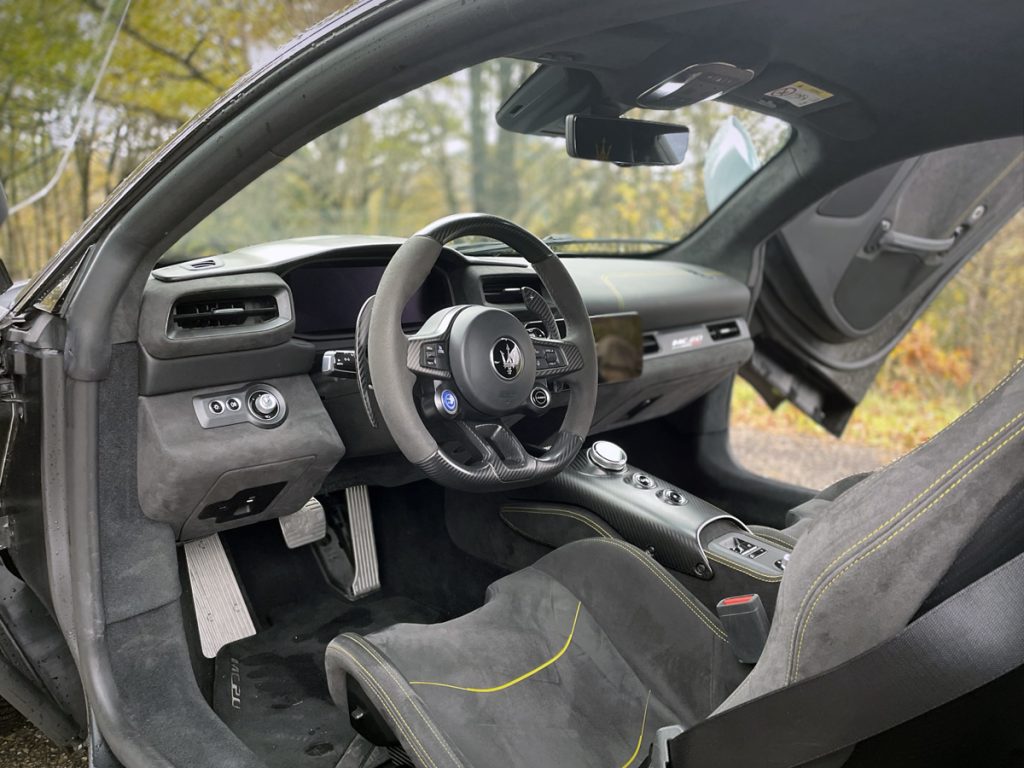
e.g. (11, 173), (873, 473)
(2, 1), (1022, 767)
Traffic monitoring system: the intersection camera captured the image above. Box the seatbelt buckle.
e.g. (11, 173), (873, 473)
(716, 594), (770, 664)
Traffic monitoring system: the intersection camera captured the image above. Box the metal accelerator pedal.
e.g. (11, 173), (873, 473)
(344, 485), (381, 598)
(183, 534), (256, 658)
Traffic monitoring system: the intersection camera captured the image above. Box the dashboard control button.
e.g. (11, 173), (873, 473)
(226, 397), (241, 411)
(249, 391), (280, 419)
(588, 440), (627, 472)
(209, 400), (224, 414)
(530, 387), (550, 409)
(657, 488), (687, 506)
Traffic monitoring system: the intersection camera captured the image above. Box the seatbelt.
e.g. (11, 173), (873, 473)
(668, 550), (1024, 768)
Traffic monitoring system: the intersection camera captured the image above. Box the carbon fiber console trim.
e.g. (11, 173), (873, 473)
(523, 452), (748, 579)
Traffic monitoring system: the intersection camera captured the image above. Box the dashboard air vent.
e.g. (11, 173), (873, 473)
(172, 295), (279, 331)
(707, 320), (741, 341)
(481, 274), (545, 305)
(642, 333), (660, 354)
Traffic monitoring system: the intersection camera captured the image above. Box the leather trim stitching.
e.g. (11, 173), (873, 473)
(346, 635), (464, 767)
(591, 539), (727, 641)
(791, 420), (1024, 679)
(787, 407), (1024, 673)
(706, 551), (783, 583)
(408, 601), (582, 693)
(501, 504), (614, 539)
(331, 642), (439, 768)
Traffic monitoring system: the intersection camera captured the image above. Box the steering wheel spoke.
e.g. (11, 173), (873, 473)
(531, 337), (584, 382)
(457, 421), (531, 471)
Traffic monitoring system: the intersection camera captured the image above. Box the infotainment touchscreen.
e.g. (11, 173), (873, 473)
(590, 312), (643, 383)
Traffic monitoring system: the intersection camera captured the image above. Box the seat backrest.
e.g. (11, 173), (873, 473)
(719, 360), (1024, 711)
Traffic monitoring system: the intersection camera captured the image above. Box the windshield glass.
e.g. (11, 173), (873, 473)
(170, 60), (789, 260)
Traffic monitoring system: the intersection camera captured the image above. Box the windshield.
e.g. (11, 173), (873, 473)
(170, 60), (788, 260)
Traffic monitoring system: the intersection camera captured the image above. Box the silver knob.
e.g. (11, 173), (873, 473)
(251, 391), (279, 417)
(588, 440), (627, 472)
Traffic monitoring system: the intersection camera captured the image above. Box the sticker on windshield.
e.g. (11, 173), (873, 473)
(764, 81), (833, 108)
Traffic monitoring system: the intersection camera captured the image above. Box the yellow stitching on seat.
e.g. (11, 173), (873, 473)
(876, 358), (1023, 474)
(409, 601), (582, 693)
(787, 408), (1024, 669)
(502, 505), (614, 538)
(347, 635), (464, 768)
(332, 644), (438, 768)
(594, 539), (727, 641)
(706, 551), (783, 583)
(791, 420), (1024, 678)
(620, 689), (651, 768)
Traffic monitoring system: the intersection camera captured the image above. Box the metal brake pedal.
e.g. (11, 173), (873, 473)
(184, 534), (256, 658)
(279, 497), (327, 549)
(345, 485), (381, 598)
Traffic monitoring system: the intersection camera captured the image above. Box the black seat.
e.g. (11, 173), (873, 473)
(325, 361), (1024, 767)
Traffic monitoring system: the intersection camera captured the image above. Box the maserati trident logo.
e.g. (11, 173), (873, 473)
(492, 338), (523, 380)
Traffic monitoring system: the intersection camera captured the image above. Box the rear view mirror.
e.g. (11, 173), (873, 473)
(566, 114), (689, 167)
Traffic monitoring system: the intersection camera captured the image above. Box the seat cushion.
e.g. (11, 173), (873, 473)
(326, 538), (746, 768)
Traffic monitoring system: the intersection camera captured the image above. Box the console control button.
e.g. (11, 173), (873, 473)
(209, 400), (224, 414)
(630, 472), (656, 489)
(588, 440), (627, 472)
(226, 397), (241, 411)
(747, 547), (767, 559)
(657, 488), (687, 506)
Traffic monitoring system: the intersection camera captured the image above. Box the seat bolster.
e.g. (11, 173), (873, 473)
(326, 633), (469, 768)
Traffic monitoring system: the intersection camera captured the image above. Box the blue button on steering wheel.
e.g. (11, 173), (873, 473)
(440, 389), (459, 415)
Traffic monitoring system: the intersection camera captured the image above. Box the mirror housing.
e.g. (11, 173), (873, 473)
(566, 114), (689, 167)
(703, 116), (761, 211)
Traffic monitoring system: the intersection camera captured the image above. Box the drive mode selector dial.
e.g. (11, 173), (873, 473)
(588, 440), (628, 472)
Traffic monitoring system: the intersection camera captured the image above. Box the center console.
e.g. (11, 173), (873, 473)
(518, 441), (789, 583)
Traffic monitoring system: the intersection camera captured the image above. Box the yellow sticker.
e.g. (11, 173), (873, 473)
(765, 81), (834, 108)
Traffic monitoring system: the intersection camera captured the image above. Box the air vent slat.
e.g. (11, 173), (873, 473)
(172, 295), (279, 331)
(481, 275), (545, 305)
(707, 320), (740, 341)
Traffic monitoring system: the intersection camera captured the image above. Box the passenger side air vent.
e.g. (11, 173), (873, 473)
(481, 274), (545, 305)
(171, 295), (279, 331)
(642, 332), (660, 354)
(707, 320), (741, 341)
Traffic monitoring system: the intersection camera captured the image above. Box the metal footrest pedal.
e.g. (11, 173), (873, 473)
(279, 496), (327, 549)
(184, 534), (256, 658)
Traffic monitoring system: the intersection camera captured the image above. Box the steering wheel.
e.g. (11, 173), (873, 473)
(367, 213), (598, 491)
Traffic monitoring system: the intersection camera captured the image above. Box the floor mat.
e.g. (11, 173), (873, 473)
(214, 593), (439, 768)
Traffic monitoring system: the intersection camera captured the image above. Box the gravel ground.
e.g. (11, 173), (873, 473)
(0, 428), (897, 764)
(730, 426), (898, 490)
(0, 711), (86, 768)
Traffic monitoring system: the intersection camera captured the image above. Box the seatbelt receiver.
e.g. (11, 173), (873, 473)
(716, 594), (770, 664)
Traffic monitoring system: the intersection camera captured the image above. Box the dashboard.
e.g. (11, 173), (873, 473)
(137, 236), (754, 540)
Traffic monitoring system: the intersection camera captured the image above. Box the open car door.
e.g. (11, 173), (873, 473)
(744, 136), (1023, 435)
